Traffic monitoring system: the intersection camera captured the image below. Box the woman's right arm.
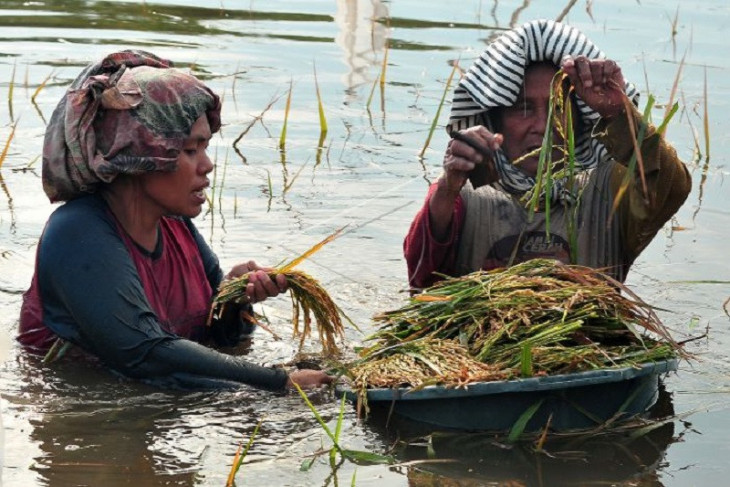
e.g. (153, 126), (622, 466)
(404, 127), (501, 289)
(403, 183), (464, 290)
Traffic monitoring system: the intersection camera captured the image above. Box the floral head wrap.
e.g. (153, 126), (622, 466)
(447, 19), (639, 203)
(42, 49), (221, 202)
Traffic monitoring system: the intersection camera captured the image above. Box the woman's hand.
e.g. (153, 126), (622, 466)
(561, 55), (626, 120)
(428, 126), (502, 242)
(286, 369), (334, 389)
(226, 260), (288, 303)
(441, 126), (503, 195)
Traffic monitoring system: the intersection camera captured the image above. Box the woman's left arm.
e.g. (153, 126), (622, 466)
(563, 55), (692, 260)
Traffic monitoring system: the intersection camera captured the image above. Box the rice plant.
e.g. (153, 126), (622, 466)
(211, 228), (350, 356)
(279, 78), (293, 152)
(378, 38), (389, 113)
(343, 259), (684, 411)
(609, 94), (654, 216)
(31, 69), (53, 104)
(225, 419), (262, 487)
(313, 61), (328, 168)
(419, 60), (460, 159)
(366, 38), (389, 112)
(0, 121), (17, 169)
(8, 59), (16, 122)
(660, 53), (685, 137)
(282, 161), (307, 195)
(293, 383), (394, 470)
(313, 61), (328, 137)
(232, 93), (282, 164)
(30, 69), (53, 124)
(702, 66), (710, 161)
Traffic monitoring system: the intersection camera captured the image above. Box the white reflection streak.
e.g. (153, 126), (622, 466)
(334, 0), (389, 91)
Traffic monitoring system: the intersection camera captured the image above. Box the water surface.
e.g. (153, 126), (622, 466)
(1, 1), (729, 485)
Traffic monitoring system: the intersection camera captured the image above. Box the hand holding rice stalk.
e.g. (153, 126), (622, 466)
(212, 228), (350, 356)
(519, 68), (678, 240)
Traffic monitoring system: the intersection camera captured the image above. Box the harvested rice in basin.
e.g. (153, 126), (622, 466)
(343, 259), (684, 405)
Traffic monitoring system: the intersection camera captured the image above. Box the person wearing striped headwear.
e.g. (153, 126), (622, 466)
(404, 19), (691, 289)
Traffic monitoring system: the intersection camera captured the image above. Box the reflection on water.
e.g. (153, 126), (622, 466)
(334, 0), (389, 91)
(0, 326), (9, 486)
(373, 385), (679, 486)
(1, 0), (729, 486)
(4, 349), (346, 486)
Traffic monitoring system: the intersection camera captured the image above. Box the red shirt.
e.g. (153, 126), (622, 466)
(19, 211), (213, 352)
(403, 183), (465, 290)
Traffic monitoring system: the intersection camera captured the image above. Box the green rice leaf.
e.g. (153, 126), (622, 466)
(656, 101), (679, 136)
(341, 449), (394, 465)
(300, 457), (317, 471)
(508, 399), (545, 442)
(420, 60), (459, 158)
(293, 383), (339, 447)
(520, 343), (533, 377)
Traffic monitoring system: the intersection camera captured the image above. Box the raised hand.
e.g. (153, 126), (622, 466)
(561, 55), (626, 119)
(441, 126), (503, 195)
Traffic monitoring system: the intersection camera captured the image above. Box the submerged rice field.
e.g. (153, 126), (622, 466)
(0, 0), (729, 485)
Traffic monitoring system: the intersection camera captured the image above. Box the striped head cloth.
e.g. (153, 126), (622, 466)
(447, 19), (639, 203)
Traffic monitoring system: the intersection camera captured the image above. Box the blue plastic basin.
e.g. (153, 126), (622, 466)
(337, 359), (678, 431)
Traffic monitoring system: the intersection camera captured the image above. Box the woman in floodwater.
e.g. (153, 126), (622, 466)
(404, 19), (692, 289)
(17, 49), (332, 391)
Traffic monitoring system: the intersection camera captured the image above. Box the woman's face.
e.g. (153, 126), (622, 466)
(138, 115), (213, 219)
(493, 63), (567, 177)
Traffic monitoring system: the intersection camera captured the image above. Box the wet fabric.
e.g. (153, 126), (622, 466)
(405, 107), (691, 288)
(18, 194), (288, 391)
(42, 49), (222, 202)
(18, 201), (214, 350)
(447, 19), (640, 203)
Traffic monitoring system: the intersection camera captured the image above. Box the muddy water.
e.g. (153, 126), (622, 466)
(0, 1), (729, 485)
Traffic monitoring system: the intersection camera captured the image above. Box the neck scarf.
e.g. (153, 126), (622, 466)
(42, 49), (221, 202)
(447, 19), (639, 204)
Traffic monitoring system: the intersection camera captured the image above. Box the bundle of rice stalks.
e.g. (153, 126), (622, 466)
(518, 70), (678, 241)
(211, 230), (348, 356)
(351, 338), (511, 390)
(347, 338), (511, 415)
(214, 269), (345, 356)
(346, 259), (683, 394)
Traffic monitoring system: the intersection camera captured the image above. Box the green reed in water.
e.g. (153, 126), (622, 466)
(313, 61), (329, 167)
(279, 78), (293, 152)
(313, 61), (328, 137)
(703, 66), (710, 160)
(366, 38), (389, 112)
(225, 419), (262, 487)
(0, 121), (17, 169)
(7, 59), (15, 122)
(293, 383), (394, 470)
(420, 60), (460, 159)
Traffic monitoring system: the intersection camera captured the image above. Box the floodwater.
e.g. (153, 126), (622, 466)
(0, 0), (728, 486)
